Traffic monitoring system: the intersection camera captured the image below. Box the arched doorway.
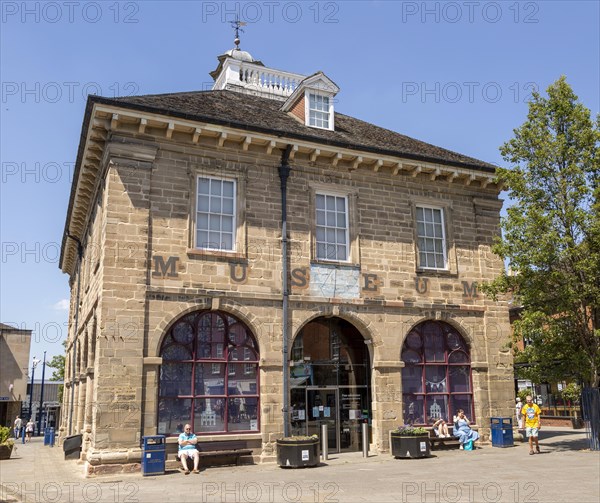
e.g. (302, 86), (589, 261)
(401, 320), (474, 425)
(289, 317), (371, 453)
(157, 310), (259, 435)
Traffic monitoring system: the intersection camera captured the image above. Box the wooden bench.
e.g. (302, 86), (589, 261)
(426, 426), (460, 450)
(427, 426), (480, 450)
(177, 441), (253, 468)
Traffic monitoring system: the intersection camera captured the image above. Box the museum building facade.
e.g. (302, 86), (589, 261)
(58, 43), (513, 474)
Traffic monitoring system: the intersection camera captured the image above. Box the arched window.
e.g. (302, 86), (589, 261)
(158, 311), (259, 435)
(401, 321), (473, 425)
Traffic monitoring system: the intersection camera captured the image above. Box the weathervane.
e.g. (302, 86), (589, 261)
(231, 18), (247, 50)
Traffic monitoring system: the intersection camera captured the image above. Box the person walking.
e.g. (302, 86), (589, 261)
(25, 419), (35, 442)
(515, 397), (523, 429)
(522, 395), (541, 455)
(13, 416), (22, 439)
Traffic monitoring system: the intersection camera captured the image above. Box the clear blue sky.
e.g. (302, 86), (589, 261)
(1, 1), (599, 366)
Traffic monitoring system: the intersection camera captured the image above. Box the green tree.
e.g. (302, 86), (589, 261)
(484, 76), (600, 387)
(47, 340), (66, 401)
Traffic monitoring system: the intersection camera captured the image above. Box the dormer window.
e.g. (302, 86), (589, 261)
(307, 93), (332, 130)
(281, 72), (339, 131)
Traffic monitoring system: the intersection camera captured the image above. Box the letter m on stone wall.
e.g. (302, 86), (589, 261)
(152, 255), (179, 278)
(462, 281), (478, 299)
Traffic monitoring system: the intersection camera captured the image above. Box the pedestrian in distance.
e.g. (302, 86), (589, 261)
(25, 419), (34, 442)
(13, 416), (22, 439)
(522, 395), (542, 455)
(515, 397), (523, 429)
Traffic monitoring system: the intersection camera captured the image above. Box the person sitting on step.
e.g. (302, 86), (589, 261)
(432, 418), (450, 437)
(453, 409), (479, 450)
(178, 424), (200, 474)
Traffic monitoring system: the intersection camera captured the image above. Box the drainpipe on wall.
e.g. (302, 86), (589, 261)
(279, 145), (292, 438)
(65, 232), (83, 437)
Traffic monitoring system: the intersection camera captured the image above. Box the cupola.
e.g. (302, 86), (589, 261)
(210, 23), (339, 130)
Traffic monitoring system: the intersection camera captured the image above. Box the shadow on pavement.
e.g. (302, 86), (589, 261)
(540, 429), (585, 439)
(541, 438), (591, 451)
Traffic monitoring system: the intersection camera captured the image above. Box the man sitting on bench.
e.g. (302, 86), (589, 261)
(178, 424), (200, 474)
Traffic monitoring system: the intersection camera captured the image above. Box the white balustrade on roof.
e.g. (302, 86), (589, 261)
(213, 58), (306, 101)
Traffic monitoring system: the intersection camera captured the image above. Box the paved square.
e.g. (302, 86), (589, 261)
(1, 427), (598, 502)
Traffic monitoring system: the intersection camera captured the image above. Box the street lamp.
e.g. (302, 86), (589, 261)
(37, 351), (47, 436)
(27, 357), (41, 427)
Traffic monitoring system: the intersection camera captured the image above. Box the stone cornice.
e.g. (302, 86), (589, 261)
(91, 104), (498, 186)
(143, 286), (488, 313)
(259, 359), (282, 369)
(471, 362), (489, 371)
(373, 361), (405, 369)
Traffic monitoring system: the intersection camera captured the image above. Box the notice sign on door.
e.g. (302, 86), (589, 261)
(301, 450), (309, 461)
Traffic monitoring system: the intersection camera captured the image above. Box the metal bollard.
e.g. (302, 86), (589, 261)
(321, 423), (328, 460)
(362, 422), (369, 458)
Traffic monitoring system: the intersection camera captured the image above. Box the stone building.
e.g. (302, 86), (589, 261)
(0, 323), (32, 428)
(58, 42), (513, 474)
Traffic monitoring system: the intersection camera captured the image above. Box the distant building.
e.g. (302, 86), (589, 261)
(22, 380), (63, 432)
(0, 323), (32, 428)
(59, 39), (512, 474)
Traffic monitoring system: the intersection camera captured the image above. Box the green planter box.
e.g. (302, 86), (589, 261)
(391, 433), (430, 459)
(277, 438), (320, 468)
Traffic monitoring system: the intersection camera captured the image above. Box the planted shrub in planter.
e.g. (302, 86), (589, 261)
(391, 426), (430, 459)
(276, 435), (320, 468)
(0, 426), (15, 460)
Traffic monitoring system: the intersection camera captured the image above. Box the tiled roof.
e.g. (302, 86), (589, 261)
(91, 90), (496, 172)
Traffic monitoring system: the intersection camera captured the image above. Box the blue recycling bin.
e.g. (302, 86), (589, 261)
(142, 435), (166, 476)
(44, 429), (50, 446)
(491, 417), (514, 447)
(48, 428), (55, 447)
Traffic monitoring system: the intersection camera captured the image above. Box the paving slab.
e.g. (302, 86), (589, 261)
(1, 427), (598, 503)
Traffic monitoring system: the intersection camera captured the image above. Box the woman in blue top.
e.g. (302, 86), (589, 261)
(453, 409), (479, 449)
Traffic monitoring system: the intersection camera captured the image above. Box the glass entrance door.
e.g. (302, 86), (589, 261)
(339, 388), (369, 452)
(306, 388), (338, 453)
